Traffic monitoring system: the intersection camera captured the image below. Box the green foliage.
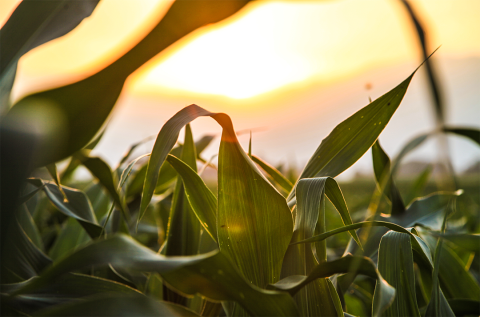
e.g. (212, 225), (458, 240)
(1, 2), (480, 317)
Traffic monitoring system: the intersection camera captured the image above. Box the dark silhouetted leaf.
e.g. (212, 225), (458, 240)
(0, 0), (100, 113)
(36, 293), (199, 317)
(2, 273), (140, 314)
(5, 1), (250, 167)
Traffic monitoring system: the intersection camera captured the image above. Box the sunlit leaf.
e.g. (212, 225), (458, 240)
(288, 73), (417, 201)
(139, 105), (293, 300)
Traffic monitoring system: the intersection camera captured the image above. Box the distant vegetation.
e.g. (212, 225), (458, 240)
(1, 1), (479, 317)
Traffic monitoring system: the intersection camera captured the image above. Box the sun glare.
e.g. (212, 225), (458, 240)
(2, 0), (479, 102)
(139, 3), (316, 99)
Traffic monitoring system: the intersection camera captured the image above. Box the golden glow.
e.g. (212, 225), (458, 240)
(1, 0), (479, 101)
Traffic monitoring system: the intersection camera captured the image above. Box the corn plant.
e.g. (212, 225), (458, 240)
(1, 1), (479, 317)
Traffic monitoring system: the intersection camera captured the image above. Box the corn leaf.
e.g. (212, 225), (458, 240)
(4, 1), (249, 167)
(48, 218), (90, 261)
(16, 205), (44, 251)
(216, 114), (293, 290)
(388, 191), (462, 229)
(139, 105), (293, 296)
(1, 221), (52, 284)
(281, 177), (348, 316)
(437, 243), (480, 300)
(163, 124), (202, 256)
(271, 255), (395, 317)
(166, 154), (217, 242)
(119, 154), (150, 190)
(78, 154), (128, 222)
(291, 221), (413, 245)
(431, 233), (480, 253)
(288, 73), (416, 201)
(13, 235), (298, 316)
(35, 293), (200, 317)
(374, 231), (420, 317)
(2, 273), (140, 315)
(29, 180), (103, 239)
(443, 127), (480, 146)
(139, 106), (215, 221)
(372, 141), (405, 215)
(345, 191), (462, 257)
(252, 155), (293, 193)
(0, 0), (100, 113)
(425, 201), (455, 317)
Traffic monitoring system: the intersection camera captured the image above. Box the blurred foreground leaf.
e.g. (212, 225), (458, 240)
(4, 1), (249, 167)
(0, 0), (100, 113)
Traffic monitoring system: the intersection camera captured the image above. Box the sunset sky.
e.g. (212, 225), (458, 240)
(2, 0), (479, 178)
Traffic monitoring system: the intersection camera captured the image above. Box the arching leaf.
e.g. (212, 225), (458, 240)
(139, 105), (293, 296)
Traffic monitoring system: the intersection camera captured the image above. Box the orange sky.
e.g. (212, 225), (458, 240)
(1, 0), (479, 177)
(2, 0), (479, 104)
